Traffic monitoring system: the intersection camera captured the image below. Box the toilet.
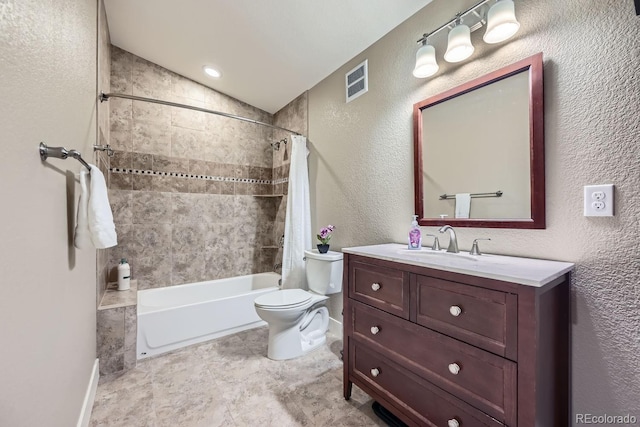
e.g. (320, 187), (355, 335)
(254, 249), (343, 360)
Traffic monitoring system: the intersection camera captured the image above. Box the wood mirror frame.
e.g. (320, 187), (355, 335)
(413, 53), (545, 229)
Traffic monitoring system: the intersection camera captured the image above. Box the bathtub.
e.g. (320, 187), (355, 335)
(137, 272), (280, 359)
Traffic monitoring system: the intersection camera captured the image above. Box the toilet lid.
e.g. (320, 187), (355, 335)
(254, 289), (312, 308)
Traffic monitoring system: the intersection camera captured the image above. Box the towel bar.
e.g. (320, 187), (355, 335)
(39, 142), (91, 171)
(439, 191), (503, 200)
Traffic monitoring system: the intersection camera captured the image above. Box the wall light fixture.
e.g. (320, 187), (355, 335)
(412, 40), (439, 78)
(413, 0), (520, 78)
(483, 0), (520, 43)
(443, 15), (474, 63)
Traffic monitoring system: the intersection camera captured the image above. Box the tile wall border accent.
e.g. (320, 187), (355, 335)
(110, 168), (275, 184)
(272, 177), (288, 185)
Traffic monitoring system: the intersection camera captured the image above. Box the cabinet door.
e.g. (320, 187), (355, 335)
(415, 275), (518, 360)
(349, 261), (410, 318)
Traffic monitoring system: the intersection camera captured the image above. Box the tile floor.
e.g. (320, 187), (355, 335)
(90, 327), (387, 426)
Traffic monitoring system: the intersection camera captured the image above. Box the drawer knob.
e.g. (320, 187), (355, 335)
(371, 283), (381, 291)
(371, 368), (380, 377)
(370, 326), (380, 335)
(447, 418), (460, 427)
(448, 363), (461, 375)
(449, 305), (462, 317)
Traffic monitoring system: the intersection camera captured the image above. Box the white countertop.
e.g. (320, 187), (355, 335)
(343, 243), (574, 287)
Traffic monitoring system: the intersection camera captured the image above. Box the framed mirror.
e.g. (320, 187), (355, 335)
(413, 53), (545, 229)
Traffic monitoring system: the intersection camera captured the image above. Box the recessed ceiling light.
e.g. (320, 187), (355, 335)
(203, 66), (221, 78)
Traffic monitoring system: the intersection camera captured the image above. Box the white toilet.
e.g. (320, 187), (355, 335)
(254, 249), (343, 360)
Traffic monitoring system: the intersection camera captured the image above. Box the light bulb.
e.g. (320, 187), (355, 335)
(203, 66), (221, 78)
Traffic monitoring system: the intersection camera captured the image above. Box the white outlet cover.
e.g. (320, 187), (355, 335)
(584, 184), (614, 216)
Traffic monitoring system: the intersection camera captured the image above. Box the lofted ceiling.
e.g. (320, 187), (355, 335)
(104, 0), (433, 114)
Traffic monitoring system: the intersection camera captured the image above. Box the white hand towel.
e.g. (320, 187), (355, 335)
(87, 165), (117, 249)
(455, 193), (471, 219)
(73, 169), (93, 249)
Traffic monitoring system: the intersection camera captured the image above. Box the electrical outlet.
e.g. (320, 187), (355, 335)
(584, 184), (614, 216)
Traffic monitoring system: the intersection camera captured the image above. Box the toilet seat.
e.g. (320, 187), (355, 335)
(254, 289), (312, 309)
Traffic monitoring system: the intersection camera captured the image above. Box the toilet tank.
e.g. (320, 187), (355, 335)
(304, 249), (343, 295)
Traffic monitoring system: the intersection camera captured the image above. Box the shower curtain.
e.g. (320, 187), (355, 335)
(282, 135), (312, 290)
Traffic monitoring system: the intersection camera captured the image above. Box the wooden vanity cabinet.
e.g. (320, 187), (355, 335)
(343, 253), (570, 427)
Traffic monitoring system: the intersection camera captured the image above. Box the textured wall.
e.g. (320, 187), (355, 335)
(107, 47), (279, 289)
(308, 0), (640, 418)
(0, 0), (98, 426)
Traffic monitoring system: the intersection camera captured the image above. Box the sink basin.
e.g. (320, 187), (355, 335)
(397, 249), (512, 267)
(397, 249), (478, 262)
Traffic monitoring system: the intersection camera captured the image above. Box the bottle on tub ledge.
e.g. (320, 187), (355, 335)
(408, 215), (422, 250)
(117, 258), (131, 291)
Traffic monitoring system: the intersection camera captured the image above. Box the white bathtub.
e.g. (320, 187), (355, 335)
(137, 272), (280, 359)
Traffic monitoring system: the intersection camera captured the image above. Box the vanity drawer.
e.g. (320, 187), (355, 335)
(349, 261), (409, 319)
(352, 300), (517, 425)
(415, 275), (518, 360)
(350, 340), (504, 427)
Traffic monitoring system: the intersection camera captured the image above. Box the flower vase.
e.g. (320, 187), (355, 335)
(317, 244), (330, 254)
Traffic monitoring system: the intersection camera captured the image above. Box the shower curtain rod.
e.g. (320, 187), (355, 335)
(99, 92), (303, 136)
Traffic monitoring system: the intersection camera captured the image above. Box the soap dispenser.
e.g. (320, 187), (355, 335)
(408, 215), (422, 250)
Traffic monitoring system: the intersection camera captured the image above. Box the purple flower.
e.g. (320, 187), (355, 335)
(316, 224), (336, 244)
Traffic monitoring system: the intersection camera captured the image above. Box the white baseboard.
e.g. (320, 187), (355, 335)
(329, 317), (343, 338)
(77, 358), (99, 427)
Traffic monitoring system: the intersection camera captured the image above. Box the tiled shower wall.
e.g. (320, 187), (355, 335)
(96, 0), (111, 306)
(107, 46), (282, 290)
(272, 93), (309, 269)
(96, 1), (138, 376)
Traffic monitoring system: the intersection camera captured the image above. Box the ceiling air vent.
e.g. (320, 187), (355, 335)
(345, 60), (368, 103)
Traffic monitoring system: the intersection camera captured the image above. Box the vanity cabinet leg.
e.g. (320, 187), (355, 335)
(344, 379), (353, 400)
(343, 333), (352, 400)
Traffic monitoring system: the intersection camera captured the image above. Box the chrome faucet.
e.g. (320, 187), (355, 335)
(424, 234), (441, 251)
(439, 225), (459, 253)
(470, 238), (491, 256)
